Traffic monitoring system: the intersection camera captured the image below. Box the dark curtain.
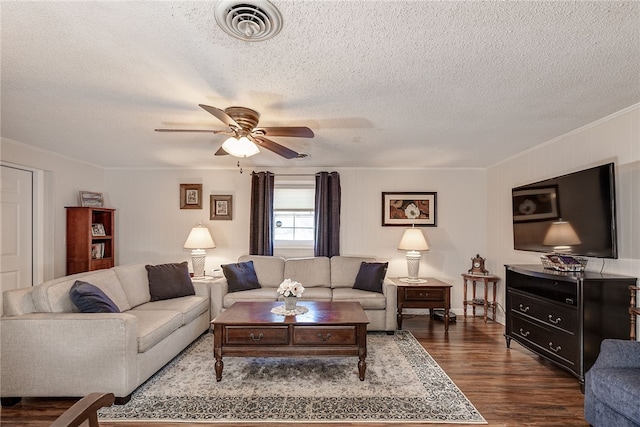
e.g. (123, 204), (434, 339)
(314, 171), (341, 257)
(250, 171), (274, 255)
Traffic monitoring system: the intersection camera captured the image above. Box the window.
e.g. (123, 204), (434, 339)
(273, 179), (315, 248)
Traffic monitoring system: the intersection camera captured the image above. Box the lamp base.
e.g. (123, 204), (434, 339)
(190, 251), (206, 277)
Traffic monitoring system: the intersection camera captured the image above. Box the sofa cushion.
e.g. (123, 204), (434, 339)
(32, 269), (131, 313)
(332, 288), (387, 310)
(69, 281), (121, 313)
(114, 263), (152, 308)
(126, 308), (183, 353)
(223, 288), (279, 308)
(222, 261), (262, 293)
(330, 256), (376, 288)
(134, 295), (209, 325)
(146, 262), (195, 301)
(353, 262), (388, 293)
(283, 257), (330, 288)
(238, 255), (285, 287)
(589, 367), (640, 422)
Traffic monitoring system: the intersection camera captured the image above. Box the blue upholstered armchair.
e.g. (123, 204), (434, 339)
(584, 339), (640, 427)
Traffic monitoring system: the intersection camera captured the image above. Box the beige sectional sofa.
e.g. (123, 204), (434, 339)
(0, 263), (211, 405)
(211, 255), (397, 332)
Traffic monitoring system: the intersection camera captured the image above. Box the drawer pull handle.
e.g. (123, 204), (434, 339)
(419, 292), (428, 297)
(548, 342), (562, 353)
(518, 328), (530, 337)
(317, 333), (332, 342)
(519, 304), (530, 313)
(548, 315), (562, 324)
(249, 333), (264, 341)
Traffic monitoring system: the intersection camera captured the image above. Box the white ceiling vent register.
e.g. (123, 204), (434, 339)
(214, 0), (283, 42)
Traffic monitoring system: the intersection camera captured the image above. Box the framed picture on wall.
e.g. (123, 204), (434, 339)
(180, 184), (202, 209)
(382, 192), (437, 226)
(210, 195), (232, 220)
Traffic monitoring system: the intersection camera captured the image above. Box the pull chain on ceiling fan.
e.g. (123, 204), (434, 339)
(155, 104), (314, 159)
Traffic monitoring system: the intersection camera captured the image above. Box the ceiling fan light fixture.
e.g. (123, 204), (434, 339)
(222, 136), (260, 157)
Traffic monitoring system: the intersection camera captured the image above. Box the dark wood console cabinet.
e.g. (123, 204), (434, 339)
(504, 264), (636, 389)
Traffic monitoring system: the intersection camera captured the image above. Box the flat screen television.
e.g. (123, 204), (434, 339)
(512, 162), (617, 258)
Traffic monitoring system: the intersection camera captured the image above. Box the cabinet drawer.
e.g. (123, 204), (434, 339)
(404, 288), (444, 301)
(510, 316), (578, 368)
(509, 290), (577, 333)
(225, 326), (289, 345)
(293, 326), (356, 345)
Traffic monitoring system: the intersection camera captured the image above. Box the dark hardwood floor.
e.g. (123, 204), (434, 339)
(0, 315), (589, 427)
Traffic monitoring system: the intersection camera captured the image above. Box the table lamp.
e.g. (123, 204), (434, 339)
(398, 227), (429, 283)
(183, 223), (215, 277)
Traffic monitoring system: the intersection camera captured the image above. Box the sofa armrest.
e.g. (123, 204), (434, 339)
(382, 278), (398, 330)
(1, 312), (138, 398)
(591, 339), (640, 369)
(210, 278), (228, 319)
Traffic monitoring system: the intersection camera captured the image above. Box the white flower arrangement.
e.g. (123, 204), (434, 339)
(277, 279), (305, 298)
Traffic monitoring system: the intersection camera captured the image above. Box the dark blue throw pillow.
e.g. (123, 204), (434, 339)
(353, 262), (389, 293)
(222, 260), (261, 293)
(69, 280), (120, 313)
(146, 262), (195, 301)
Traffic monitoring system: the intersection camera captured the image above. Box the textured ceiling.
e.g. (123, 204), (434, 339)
(1, 1), (639, 169)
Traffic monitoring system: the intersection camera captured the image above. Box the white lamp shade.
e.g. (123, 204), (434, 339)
(543, 220), (581, 246)
(221, 136), (260, 158)
(183, 225), (216, 249)
(398, 228), (430, 251)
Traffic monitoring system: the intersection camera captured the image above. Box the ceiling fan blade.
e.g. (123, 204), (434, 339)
(214, 146), (229, 156)
(154, 129), (230, 134)
(254, 127), (314, 138)
(199, 104), (240, 129)
(251, 135), (299, 159)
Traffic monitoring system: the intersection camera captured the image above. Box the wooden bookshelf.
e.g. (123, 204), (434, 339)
(66, 207), (115, 274)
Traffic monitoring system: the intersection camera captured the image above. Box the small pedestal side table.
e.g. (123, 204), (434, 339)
(462, 273), (500, 322)
(390, 278), (452, 332)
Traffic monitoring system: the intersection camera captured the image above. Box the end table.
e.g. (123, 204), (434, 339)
(461, 273), (500, 322)
(390, 278), (452, 332)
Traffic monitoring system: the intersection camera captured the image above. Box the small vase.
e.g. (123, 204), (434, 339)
(284, 296), (298, 311)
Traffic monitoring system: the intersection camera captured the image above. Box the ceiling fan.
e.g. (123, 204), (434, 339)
(155, 105), (314, 159)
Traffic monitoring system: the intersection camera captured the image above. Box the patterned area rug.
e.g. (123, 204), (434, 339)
(99, 331), (486, 423)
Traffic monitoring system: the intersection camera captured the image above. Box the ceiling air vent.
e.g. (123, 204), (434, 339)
(214, 0), (283, 42)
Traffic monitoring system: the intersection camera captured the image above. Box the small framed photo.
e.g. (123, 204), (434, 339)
(210, 195), (233, 220)
(79, 191), (104, 207)
(512, 186), (560, 222)
(180, 184), (202, 209)
(382, 192), (437, 227)
(91, 223), (106, 236)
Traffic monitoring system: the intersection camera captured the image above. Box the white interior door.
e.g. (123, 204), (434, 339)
(1, 165), (34, 314)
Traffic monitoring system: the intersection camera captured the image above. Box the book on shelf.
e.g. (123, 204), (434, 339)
(91, 242), (105, 259)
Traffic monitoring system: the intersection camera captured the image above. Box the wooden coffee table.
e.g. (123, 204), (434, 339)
(211, 301), (369, 381)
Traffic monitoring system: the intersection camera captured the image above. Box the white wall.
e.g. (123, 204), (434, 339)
(105, 166), (488, 314)
(1, 138), (105, 279)
(487, 104), (640, 323)
(7, 104), (637, 321)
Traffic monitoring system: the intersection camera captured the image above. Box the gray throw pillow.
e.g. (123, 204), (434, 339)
(70, 280), (120, 313)
(353, 262), (388, 293)
(146, 262), (195, 301)
(222, 260), (261, 293)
